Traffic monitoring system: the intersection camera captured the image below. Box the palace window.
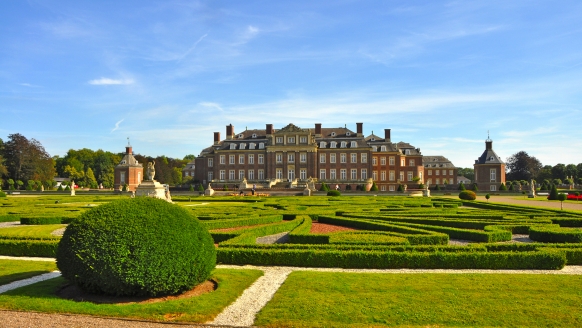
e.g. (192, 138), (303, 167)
(249, 143), (256, 150)
(300, 153), (307, 163)
(320, 153), (326, 163)
(330, 169), (337, 180)
(361, 153), (367, 163)
(248, 170), (254, 180)
(351, 169), (357, 180)
(220, 155), (225, 164)
(220, 170), (225, 180)
(288, 153), (295, 163)
(208, 158), (213, 167)
(239, 155), (244, 164)
(259, 143), (265, 149)
(320, 169), (326, 180)
(258, 169), (264, 180)
(276, 153), (283, 164)
(340, 169), (347, 180)
(340, 153), (347, 163)
(248, 154), (254, 164)
(258, 154), (264, 164)
(229, 155), (235, 164)
(229, 170), (235, 180)
(351, 153), (357, 163)
(351, 141), (357, 148)
(330, 153), (336, 163)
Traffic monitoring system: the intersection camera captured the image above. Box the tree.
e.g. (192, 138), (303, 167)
(548, 185), (559, 200)
(537, 165), (553, 182)
(2, 134), (56, 185)
(84, 168), (98, 189)
(370, 181), (379, 191)
(183, 154), (196, 161)
(499, 183), (507, 191)
(552, 164), (567, 181)
(505, 151), (542, 181)
(457, 168), (474, 182)
(485, 193), (490, 202)
(472, 183), (479, 191)
(458, 182), (466, 191)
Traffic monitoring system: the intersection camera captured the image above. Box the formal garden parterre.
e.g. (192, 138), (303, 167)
(2, 194), (582, 270)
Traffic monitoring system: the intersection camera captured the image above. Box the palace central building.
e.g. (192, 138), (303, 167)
(194, 123), (451, 191)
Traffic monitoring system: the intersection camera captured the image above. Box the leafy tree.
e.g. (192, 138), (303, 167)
(552, 164), (567, 181)
(183, 154), (196, 160)
(565, 164), (577, 179)
(505, 151), (542, 181)
(537, 165), (553, 182)
(508, 184), (514, 191)
(552, 178), (562, 186)
(457, 168), (474, 182)
(16, 180), (23, 190)
(485, 193), (490, 202)
(2, 134), (56, 185)
(84, 167), (98, 189)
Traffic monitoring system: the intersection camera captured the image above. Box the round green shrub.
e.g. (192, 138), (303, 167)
(56, 197), (216, 297)
(459, 190), (477, 200)
(327, 190), (341, 196)
(0, 191), (5, 198)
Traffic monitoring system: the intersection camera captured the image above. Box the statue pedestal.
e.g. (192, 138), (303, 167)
(205, 188), (215, 196)
(136, 180), (170, 202)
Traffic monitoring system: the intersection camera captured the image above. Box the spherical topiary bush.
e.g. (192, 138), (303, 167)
(56, 197), (216, 297)
(327, 190), (341, 196)
(459, 190), (477, 200)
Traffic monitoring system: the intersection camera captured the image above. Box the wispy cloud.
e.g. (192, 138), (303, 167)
(198, 102), (224, 111)
(88, 78), (134, 85)
(111, 119), (124, 133)
(19, 83), (42, 88)
(177, 33), (208, 62)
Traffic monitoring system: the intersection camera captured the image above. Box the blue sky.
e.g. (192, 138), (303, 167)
(1, 0), (581, 168)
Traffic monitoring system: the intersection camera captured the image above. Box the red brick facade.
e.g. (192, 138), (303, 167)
(474, 139), (506, 191)
(114, 146), (143, 191)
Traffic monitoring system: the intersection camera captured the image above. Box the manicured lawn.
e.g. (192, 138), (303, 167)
(0, 259), (57, 285)
(0, 268), (262, 323)
(0, 224), (64, 239)
(255, 271), (582, 327)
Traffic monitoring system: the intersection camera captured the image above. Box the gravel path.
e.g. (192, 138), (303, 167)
(255, 232), (289, 244)
(209, 267), (293, 327)
(0, 271), (61, 294)
(0, 221), (20, 228)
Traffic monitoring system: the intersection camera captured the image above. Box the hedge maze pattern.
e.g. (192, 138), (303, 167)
(2, 195), (582, 269)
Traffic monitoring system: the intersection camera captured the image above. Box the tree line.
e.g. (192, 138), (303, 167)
(0, 134), (196, 190)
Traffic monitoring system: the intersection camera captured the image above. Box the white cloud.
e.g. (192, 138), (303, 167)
(88, 78), (134, 85)
(111, 119), (124, 133)
(198, 102), (224, 111)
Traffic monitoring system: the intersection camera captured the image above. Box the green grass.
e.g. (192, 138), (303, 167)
(0, 259), (57, 285)
(0, 268), (262, 324)
(0, 224), (64, 239)
(255, 271), (582, 327)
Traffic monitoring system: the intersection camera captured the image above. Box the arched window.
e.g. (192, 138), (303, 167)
(330, 141), (337, 148)
(320, 142), (327, 148)
(351, 141), (357, 148)
(341, 141), (347, 148)
(372, 146), (377, 152)
(249, 143), (256, 149)
(230, 144), (236, 150)
(380, 146), (386, 151)
(258, 143), (265, 149)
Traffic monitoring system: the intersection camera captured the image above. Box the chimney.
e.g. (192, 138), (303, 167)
(125, 146), (132, 155)
(266, 124), (273, 135)
(384, 129), (391, 141)
(356, 122), (363, 136)
(214, 132), (220, 145)
(315, 123), (322, 135)
(226, 124), (234, 140)
(486, 140), (493, 150)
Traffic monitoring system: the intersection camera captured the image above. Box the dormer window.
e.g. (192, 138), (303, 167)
(320, 141), (327, 148)
(259, 143), (265, 149)
(331, 132), (336, 137)
(341, 141), (347, 148)
(230, 144), (236, 150)
(351, 141), (357, 148)
(488, 156), (494, 161)
(238, 134), (244, 139)
(121, 160), (126, 164)
(252, 133), (257, 138)
(372, 146), (377, 151)
(405, 149), (410, 155)
(371, 137), (375, 141)
(346, 132), (351, 136)
(330, 141), (337, 148)
(249, 143), (256, 150)
(240, 143), (246, 149)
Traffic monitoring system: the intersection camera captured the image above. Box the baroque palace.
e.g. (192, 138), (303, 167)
(193, 123), (458, 191)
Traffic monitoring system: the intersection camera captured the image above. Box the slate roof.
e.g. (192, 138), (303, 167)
(475, 141), (504, 164)
(423, 156), (456, 168)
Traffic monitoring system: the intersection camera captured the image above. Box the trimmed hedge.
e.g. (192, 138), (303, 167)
(57, 198), (216, 297)
(202, 215), (282, 230)
(20, 217), (75, 225)
(216, 247), (565, 269)
(459, 190), (477, 200)
(0, 239), (59, 257)
(219, 217), (304, 245)
(329, 232), (410, 246)
(529, 226), (582, 243)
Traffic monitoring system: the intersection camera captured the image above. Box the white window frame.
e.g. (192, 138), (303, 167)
(249, 154), (254, 164)
(330, 153), (336, 163)
(320, 169), (326, 180)
(350, 153), (357, 163)
(220, 155), (225, 164)
(229, 155), (235, 164)
(208, 158), (213, 167)
(320, 153), (326, 163)
(258, 154), (264, 164)
(239, 155), (245, 164)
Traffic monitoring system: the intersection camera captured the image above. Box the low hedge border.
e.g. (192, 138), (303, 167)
(202, 215), (282, 230)
(216, 247), (565, 269)
(20, 217), (75, 225)
(219, 217), (304, 245)
(329, 232), (410, 246)
(0, 239), (59, 257)
(529, 226), (582, 243)
(318, 216), (449, 245)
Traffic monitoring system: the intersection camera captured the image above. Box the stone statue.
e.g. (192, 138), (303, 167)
(528, 179), (536, 198)
(147, 161), (156, 180)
